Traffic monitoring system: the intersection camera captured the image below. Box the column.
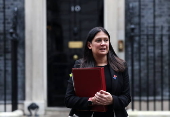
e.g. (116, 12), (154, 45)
(24, 0), (47, 115)
(104, 0), (125, 59)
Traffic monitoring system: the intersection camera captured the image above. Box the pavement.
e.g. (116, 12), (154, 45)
(2, 109), (170, 117)
(23, 110), (170, 117)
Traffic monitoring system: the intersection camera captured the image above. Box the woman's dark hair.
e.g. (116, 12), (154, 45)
(80, 27), (126, 72)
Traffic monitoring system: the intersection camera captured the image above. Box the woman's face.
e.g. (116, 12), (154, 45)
(88, 31), (109, 57)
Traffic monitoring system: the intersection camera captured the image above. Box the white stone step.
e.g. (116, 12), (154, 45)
(45, 107), (70, 117)
(128, 110), (170, 117)
(0, 110), (23, 117)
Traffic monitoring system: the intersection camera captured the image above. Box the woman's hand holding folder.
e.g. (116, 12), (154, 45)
(92, 90), (113, 105)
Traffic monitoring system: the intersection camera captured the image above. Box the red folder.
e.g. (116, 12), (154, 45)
(72, 67), (108, 112)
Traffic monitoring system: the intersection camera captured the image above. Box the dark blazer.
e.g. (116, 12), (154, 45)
(65, 60), (131, 117)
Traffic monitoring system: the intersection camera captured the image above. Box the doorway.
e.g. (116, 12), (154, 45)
(47, 0), (104, 107)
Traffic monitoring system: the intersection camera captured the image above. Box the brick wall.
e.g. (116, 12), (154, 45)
(0, 0), (25, 101)
(125, 0), (170, 98)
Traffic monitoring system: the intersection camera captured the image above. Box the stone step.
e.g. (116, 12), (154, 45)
(127, 110), (170, 117)
(45, 107), (70, 117)
(0, 110), (23, 117)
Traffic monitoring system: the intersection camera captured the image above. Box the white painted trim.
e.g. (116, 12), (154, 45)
(24, 0), (47, 115)
(42, 0), (47, 108)
(104, 0), (125, 59)
(104, 0), (118, 54)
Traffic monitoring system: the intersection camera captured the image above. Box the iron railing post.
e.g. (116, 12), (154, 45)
(3, 0), (7, 112)
(130, 24), (135, 110)
(169, 26), (170, 110)
(146, 26), (149, 111)
(9, 7), (18, 111)
(161, 26), (163, 111)
(138, 0), (142, 111)
(153, 0), (156, 111)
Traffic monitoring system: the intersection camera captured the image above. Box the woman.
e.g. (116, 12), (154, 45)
(65, 27), (131, 117)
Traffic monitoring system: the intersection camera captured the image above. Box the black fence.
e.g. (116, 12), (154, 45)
(126, 0), (170, 111)
(0, 0), (18, 112)
(0, 0), (8, 112)
(129, 25), (170, 111)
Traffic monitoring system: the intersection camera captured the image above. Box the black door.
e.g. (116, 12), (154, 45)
(47, 0), (103, 107)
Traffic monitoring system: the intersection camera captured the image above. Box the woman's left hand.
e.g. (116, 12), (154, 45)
(94, 90), (113, 105)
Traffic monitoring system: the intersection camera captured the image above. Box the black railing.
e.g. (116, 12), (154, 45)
(10, 7), (19, 111)
(126, 0), (170, 111)
(129, 25), (170, 111)
(2, 0), (7, 112)
(0, 0), (18, 111)
(130, 25), (135, 111)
